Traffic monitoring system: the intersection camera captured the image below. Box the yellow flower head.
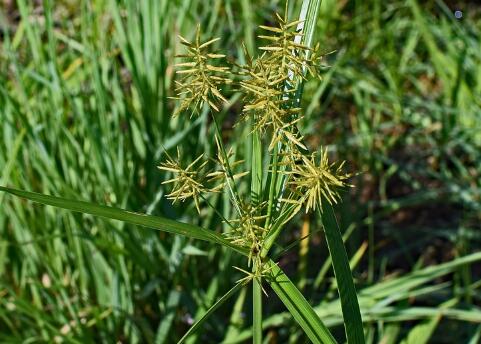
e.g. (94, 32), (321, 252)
(286, 148), (352, 213)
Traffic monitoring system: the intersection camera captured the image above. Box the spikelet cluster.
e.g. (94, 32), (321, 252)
(238, 6), (322, 151)
(257, 7), (321, 83)
(173, 25), (231, 116)
(208, 136), (249, 193)
(158, 149), (210, 213)
(285, 149), (352, 213)
(158, 141), (248, 214)
(226, 201), (268, 267)
(239, 54), (305, 150)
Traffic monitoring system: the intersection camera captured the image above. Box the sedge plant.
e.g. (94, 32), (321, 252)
(0, 1), (364, 343)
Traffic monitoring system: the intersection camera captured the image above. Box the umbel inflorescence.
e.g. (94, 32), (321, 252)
(159, 6), (352, 277)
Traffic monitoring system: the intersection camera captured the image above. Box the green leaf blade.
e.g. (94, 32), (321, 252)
(0, 186), (248, 256)
(320, 206), (365, 344)
(267, 260), (337, 344)
(178, 282), (246, 344)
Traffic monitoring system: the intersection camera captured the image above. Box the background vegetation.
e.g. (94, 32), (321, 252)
(1, 0), (480, 342)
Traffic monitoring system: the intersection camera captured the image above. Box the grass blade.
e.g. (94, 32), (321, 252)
(319, 206), (365, 344)
(298, 0), (322, 52)
(0, 129), (25, 205)
(468, 324), (481, 344)
(223, 287), (247, 341)
(267, 260), (337, 344)
(399, 310), (443, 344)
(155, 289), (182, 344)
(178, 282), (247, 344)
(0, 186), (248, 256)
(361, 251), (481, 299)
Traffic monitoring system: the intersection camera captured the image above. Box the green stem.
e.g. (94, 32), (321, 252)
(251, 125), (262, 207)
(199, 193), (234, 229)
(264, 144), (279, 231)
(253, 274), (263, 344)
(267, 259), (336, 344)
(210, 112), (243, 215)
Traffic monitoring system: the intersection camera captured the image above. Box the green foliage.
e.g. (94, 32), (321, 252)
(1, 0), (480, 343)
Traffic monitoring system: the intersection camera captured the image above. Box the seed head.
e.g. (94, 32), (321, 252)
(227, 201), (268, 267)
(286, 148), (352, 213)
(158, 148), (210, 213)
(173, 25), (231, 116)
(258, 4), (322, 83)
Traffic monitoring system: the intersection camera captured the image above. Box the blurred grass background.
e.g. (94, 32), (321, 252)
(1, 0), (480, 343)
